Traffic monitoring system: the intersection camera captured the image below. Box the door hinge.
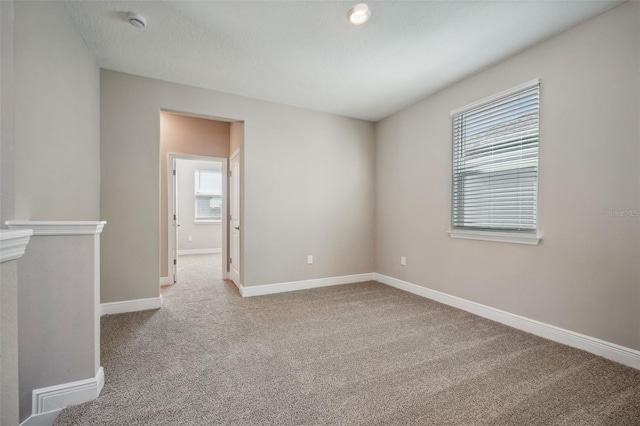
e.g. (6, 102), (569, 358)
(228, 170), (232, 177)
(173, 214), (176, 220)
(173, 169), (176, 176)
(173, 259), (176, 265)
(229, 258), (232, 264)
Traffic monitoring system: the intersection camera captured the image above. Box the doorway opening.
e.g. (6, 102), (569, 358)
(170, 156), (227, 284)
(159, 111), (244, 290)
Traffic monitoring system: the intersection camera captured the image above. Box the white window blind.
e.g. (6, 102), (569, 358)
(195, 195), (222, 220)
(194, 170), (221, 221)
(452, 82), (540, 233)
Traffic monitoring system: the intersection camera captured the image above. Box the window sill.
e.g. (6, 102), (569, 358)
(448, 230), (541, 245)
(194, 220), (222, 224)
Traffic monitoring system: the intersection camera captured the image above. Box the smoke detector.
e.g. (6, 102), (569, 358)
(127, 13), (146, 29)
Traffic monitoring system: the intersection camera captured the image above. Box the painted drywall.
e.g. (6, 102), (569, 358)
(0, 259), (19, 426)
(0, 0), (15, 228)
(176, 159), (223, 252)
(375, 2), (640, 350)
(160, 112), (229, 278)
(17, 235), (100, 422)
(101, 70), (375, 302)
(14, 0), (100, 221)
(10, 2), (102, 421)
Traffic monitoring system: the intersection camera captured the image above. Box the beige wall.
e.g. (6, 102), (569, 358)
(375, 2), (640, 350)
(160, 112), (229, 278)
(14, 0), (100, 221)
(176, 159), (223, 252)
(17, 235), (100, 422)
(101, 70), (375, 302)
(1, 0), (15, 227)
(10, 2), (102, 421)
(0, 259), (19, 426)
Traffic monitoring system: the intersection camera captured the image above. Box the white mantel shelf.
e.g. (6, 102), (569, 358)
(0, 229), (33, 262)
(6, 221), (106, 236)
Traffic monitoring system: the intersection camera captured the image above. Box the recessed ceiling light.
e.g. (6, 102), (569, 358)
(127, 12), (147, 29)
(348, 3), (371, 26)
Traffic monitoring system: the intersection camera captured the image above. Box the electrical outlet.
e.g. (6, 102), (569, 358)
(400, 256), (406, 266)
(307, 255), (313, 265)
(188, 236), (193, 242)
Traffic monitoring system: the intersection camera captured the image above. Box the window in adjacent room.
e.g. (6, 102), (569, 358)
(450, 79), (540, 244)
(194, 169), (222, 222)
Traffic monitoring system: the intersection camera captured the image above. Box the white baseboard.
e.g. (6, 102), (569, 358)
(177, 248), (221, 255)
(160, 276), (173, 286)
(19, 409), (62, 426)
(374, 273), (640, 370)
(101, 296), (162, 316)
(20, 367), (104, 426)
(240, 273), (375, 297)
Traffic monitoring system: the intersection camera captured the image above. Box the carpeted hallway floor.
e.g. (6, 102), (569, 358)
(55, 254), (640, 425)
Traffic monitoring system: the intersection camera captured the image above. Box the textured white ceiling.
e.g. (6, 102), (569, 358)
(65, 1), (621, 121)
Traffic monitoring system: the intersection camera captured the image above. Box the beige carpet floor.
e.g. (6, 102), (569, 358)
(55, 254), (640, 425)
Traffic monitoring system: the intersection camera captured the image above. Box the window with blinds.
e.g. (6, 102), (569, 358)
(194, 170), (222, 221)
(452, 81), (539, 234)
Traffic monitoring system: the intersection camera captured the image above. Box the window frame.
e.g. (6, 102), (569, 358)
(449, 79), (542, 245)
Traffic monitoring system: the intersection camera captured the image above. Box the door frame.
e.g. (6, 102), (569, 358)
(166, 152), (229, 285)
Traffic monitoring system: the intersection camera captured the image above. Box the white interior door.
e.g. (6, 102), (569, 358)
(229, 150), (241, 285)
(172, 157), (179, 284)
